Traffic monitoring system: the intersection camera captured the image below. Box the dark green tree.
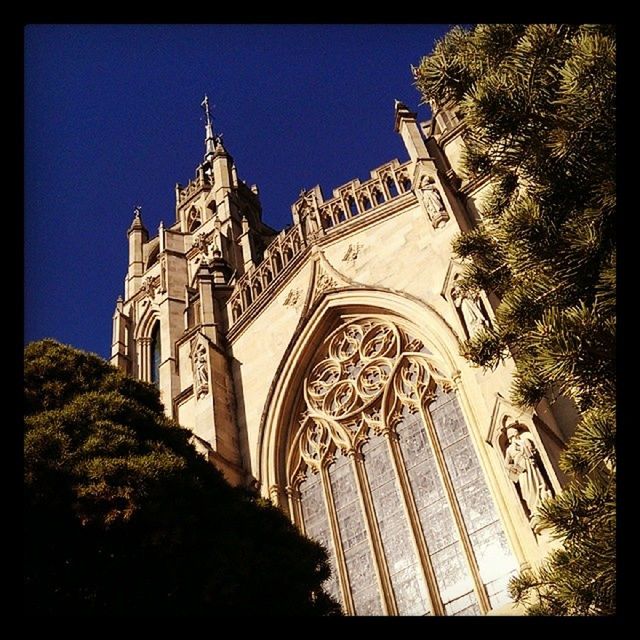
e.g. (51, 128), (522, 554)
(414, 24), (615, 615)
(24, 339), (342, 616)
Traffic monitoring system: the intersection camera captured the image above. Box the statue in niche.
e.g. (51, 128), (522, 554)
(306, 208), (322, 238)
(418, 175), (449, 228)
(193, 342), (209, 398)
(504, 424), (553, 529)
(296, 189), (322, 238)
(450, 282), (490, 338)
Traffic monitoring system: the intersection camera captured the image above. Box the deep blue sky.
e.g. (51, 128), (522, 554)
(25, 24), (452, 359)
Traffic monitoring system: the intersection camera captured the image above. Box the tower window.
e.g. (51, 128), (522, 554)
(150, 322), (161, 385)
(187, 207), (202, 233)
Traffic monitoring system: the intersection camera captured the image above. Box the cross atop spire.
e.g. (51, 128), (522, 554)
(201, 94), (216, 158)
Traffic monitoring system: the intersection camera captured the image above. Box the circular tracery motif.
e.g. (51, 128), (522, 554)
(329, 323), (363, 362)
(324, 380), (358, 417)
(360, 324), (399, 360)
(356, 358), (392, 398)
(293, 317), (458, 475)
(302, 317), (437, 437)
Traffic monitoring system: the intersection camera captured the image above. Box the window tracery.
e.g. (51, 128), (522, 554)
(288, 316), (518, 616)
(187, 206), (202, 233)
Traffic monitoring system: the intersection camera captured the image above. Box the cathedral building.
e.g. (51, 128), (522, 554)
(110, 97), (576, 616)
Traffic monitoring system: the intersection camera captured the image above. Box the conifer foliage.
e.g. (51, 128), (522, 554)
(24, 339), (341, 616)
(415, 25), (615, 615)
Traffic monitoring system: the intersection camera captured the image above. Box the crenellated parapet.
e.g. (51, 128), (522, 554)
(176, 169), (213, 207)
(227, 158), (415, 329)
(304, 159), (413, 231)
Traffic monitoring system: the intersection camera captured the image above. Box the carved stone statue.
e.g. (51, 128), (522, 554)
(418, 176), (449, 228)
(504, 425), (553, 528)
(306, 208), (322, 237)
(193, 342), (209, 398)
(295, 189), (323, 239)
(451, 285), (489, 337)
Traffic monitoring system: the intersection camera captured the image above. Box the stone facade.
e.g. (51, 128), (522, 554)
(110, 99), (577, 616)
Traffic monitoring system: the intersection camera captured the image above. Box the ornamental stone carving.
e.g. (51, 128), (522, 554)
(192, 341), (209, 399)
(140, 276), (157, 298)
(315, 270), (338, 298)
(290, 317), (454, 476)
(342, 243), (363, 264)
(283, 287), (301, 308)
(193, 232), (209, 253)
(418, 175), (449, 228)
(503, 422), (553, 531)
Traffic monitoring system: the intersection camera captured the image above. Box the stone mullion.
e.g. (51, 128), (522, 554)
(350, 184), (361, 215)
(285, 484), (302, 529)
(351, 449), (396, 616)
(419, 403), (492, 614)
(320, 462), (355, 616)
(385, 427), (444, 616)
(138, 337), (151, 382)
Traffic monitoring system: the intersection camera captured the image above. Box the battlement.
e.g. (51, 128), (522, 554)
(227, 158), (414, 329)
(175, 167), (212, 208)
(293, 158), (413, 228)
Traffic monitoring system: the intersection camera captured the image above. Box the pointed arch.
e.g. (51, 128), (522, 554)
(258, 289), (468, 490)
(256, 287), (529, 616)
(133, 302), (161, 383)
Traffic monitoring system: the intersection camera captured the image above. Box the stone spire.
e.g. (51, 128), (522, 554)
(201, 94), (216, 158)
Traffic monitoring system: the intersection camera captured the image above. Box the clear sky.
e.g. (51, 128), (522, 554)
(25, 24), (452, 359)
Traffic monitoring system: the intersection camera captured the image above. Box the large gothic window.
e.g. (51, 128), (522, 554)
(288, 317), (518, 616)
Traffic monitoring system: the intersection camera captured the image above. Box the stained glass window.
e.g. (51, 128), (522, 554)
(299, 472), (340, 602)
(293, 316), (518, 616)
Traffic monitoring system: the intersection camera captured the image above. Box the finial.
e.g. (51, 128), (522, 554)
(128, 204), (148, 234)
(201, 94), (216, 157)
